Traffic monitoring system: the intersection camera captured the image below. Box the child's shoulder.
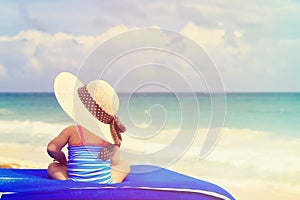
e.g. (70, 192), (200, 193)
(60, 125), (78, 135)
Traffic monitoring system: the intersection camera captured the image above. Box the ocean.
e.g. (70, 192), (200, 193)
(0, 92), (299, 199)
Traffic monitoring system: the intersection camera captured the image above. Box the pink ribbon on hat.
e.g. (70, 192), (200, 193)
(77, 85), (126, 147)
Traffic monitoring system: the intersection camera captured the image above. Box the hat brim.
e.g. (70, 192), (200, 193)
(54, 72), (114, 144)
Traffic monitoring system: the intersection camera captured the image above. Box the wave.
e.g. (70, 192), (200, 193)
(1, 119), (299, 168)
(0, 120), (71, 146)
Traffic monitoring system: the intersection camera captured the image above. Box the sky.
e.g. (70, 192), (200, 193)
(0, 0), (299, 92)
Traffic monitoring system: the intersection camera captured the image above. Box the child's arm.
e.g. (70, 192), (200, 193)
(47, 127), (70, 166)
(111, 145), (120, 166)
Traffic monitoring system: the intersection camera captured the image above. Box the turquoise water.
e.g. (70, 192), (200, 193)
(0, 92), (299, 138)
(120, 92), (300, 137)
(0, 93), (68, 123)
(225, 93), (300, 136)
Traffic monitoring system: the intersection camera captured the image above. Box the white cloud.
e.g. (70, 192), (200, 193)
(0, 0), (299, 92)
(0, 25), (130, 91)
(179, 20), (300, 92)
(1, 22), (299, 92)
(181, 21), (225, 50)
(233, 31), (243, 38)
(0, 64), (7, 78)
(0, 25), (129, 74)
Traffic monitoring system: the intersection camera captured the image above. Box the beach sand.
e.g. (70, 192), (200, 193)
(0, 143), (54, 169)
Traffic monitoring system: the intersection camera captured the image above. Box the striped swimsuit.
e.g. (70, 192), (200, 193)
(67, 126), (113, 184)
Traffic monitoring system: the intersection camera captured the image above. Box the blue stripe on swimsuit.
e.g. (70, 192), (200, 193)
(67, 145), (113, 184)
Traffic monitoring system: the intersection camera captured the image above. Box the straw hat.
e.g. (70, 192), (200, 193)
(54, 72), (126, 146)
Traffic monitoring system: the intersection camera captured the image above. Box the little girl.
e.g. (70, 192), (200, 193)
(47, 72), (130, 183)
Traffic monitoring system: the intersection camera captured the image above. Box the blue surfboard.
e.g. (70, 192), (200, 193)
(0, 165), (235, 200)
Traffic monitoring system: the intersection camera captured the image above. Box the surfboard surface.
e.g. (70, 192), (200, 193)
(0, 165), (235, 200)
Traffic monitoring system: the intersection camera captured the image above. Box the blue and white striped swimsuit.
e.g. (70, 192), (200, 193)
(67, 126), (113, 184)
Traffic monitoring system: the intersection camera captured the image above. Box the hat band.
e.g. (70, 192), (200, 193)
(77, 85), (126, 147)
